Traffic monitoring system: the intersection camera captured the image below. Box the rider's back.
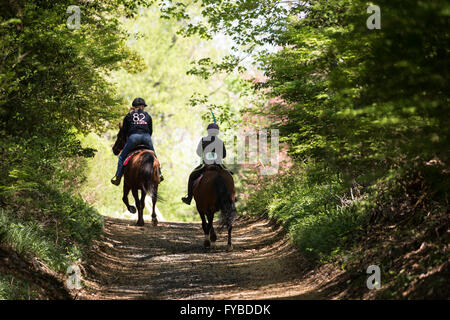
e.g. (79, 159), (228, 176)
(123, 109), (153, 137)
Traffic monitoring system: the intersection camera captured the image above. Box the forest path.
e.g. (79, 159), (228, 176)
(78, 215), (328, 300)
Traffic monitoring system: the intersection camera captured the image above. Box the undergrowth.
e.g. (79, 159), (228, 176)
(243, 161), (449, 298)
(0, 154), (103, 299)
(244, 163), (371, 261)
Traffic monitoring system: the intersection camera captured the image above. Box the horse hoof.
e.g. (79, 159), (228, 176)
(226, 244), (233, 252)
(129, 206), (136, 214)
(136, 221), (144, 226)
(152, 219), (158, 227)
(203, 239), (211, 249)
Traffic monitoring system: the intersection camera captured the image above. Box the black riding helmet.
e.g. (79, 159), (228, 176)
(207, 123), (219, 130)
(132, 97), (147, 107)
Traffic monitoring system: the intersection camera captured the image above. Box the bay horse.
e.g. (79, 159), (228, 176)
(193, 165), (237, 251)
(112, 123), (161, 226)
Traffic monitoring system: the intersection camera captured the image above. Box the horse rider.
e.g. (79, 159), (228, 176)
(111, 97), (163, 186)
(181, 123), (230, 205)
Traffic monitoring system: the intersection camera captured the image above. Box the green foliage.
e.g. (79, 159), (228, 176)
(240, 0), (449, 262)
(0, 202), (101, 272)
(244, 164), (368, 260)
(0, 0), (147, 298)
(160, 0), (289, 46)
(0, 274), (40, 300)
(261, 0), (449, 184)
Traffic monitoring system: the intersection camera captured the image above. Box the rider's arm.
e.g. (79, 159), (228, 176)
(122, 114), (130, 137)
(223, 142), (226, 159)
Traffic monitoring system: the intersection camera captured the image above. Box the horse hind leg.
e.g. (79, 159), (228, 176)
(226, 224), (233, 252)
(204, 233), (211, 250)
(123, 183), (136, 214)
(151, 188), (158, 227)
(227, 205), (235, 251)
(139, 189), (147, 226)
(132, 188), (144, 226)
(199, 212), (207, 233)
(199, 211), (211, 249)
(203, 211), (214, 250)
(210, 225), (217, 245)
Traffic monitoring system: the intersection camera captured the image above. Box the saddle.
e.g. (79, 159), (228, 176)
(205, 164), (234, 175)
(193, 164), (232, 189)
(123, 145), (152, 167)
(130, 144), (152, 154)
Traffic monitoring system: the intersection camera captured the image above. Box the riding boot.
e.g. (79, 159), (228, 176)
(181, 175), (195, 205)
(159, 167), (164, 182)
(111, 175), (121, 186)
(181, 195), (191, 205)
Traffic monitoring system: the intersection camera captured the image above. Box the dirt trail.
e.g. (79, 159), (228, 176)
(78, 215), (331, 300)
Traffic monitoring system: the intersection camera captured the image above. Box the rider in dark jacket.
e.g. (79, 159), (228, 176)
(181, 123), (227, 205)
(111, 98), (163, 185)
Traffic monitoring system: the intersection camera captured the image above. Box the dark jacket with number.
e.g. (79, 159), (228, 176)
(123, 109), (153, 137)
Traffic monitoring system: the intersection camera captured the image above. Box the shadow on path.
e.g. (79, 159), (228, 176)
(79, 215), (328, 300)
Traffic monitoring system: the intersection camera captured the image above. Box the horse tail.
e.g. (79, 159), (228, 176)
(214, 174), (236, 229)
(140, 152), (157, 195)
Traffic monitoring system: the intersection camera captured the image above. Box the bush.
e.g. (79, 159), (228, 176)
(244, 164), (370, 261)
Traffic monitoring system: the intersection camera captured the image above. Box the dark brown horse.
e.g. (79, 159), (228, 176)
(193, 165), (237, 251)
(112, 123), (161, 226)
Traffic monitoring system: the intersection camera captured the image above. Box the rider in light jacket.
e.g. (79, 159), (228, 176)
(181, 123), (227, 205)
